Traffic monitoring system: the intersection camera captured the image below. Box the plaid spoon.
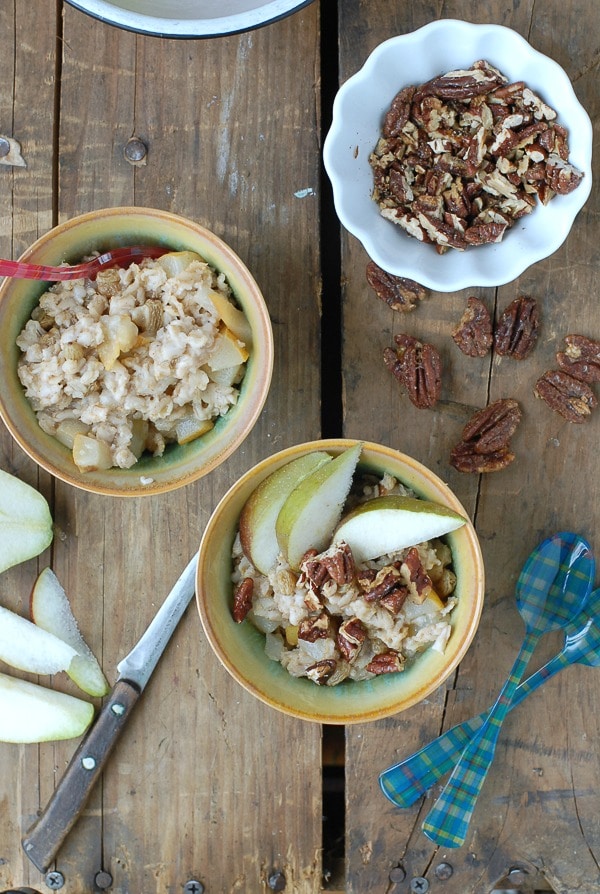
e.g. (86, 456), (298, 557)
(380, 585), (599, 809)
(421, 532), (593, 848)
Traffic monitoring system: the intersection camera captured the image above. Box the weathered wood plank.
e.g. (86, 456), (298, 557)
(339, 1), (600, 892)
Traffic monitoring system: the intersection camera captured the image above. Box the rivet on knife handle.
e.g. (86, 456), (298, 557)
(22, 679), (140, 873)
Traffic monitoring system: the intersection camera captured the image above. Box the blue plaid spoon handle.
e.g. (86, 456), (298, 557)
(379, 649), (571, 808)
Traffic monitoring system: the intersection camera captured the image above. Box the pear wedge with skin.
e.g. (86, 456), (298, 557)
(0, 672), (93, 743)
(30, 568), (109, 698)
(332, 494), (466, 563)
(0, 605), (78, 675)
(276, 443), (362, 570)
(240, 451), (332, 574)
(0, 469), (53, 574)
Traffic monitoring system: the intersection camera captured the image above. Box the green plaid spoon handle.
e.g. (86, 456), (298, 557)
(421, 532), (592, 848)
(380, 584), (600, 809)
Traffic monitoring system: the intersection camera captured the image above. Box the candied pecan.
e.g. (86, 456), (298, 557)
(383, 86), (416, 138)
(452, 296), (493, 357)
(450, 441), (515, 473)
(301, 555), (330, 590)
(298, 612), (331, 642)
(556, 334), (600, 384)
(356, 567), (377, 590)
(361, 566), (405, 603)
(419, 65), (505, 101)
(366, 260), (426, 312)
(385, 335), (441, 409)
(464, 221), (507, 245)
(461, 398), (522, 454)
(232, 577), (254, 623)
(306, 659), (337, 685)
(545, 156), (584, 195)
(366, 650), (404, 675)
(379, 586), (410, 614)
(534, 369), (597, 423)
(320, 542), (356, 585)
(337, 618), (367, 663)
(402, 547), (433, 603)
(494, 296), (539, 359)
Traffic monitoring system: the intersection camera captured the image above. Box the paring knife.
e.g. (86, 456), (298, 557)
(22, 553), (198, 873)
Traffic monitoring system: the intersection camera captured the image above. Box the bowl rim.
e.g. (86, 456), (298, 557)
(323, 18), (593, 291)
(0, 206), (274, 497)
(65, 0), (314, 37)
(196, 438), (485, 723)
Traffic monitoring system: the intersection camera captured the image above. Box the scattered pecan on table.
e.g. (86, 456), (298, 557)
(369, 60), (584, 253)
(383, 333), (442, 408)
(556, 334), (600, 384)
(366, 260), (427, 312)
(534, 369), (597, 423)
(450, 397), (522, 473)
(452, 296), (493, 357)
(494, 295), (540, 359)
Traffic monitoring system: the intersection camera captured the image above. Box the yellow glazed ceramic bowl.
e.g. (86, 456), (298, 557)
(0, 207), (273, 497)
(197, 439), (485, 724)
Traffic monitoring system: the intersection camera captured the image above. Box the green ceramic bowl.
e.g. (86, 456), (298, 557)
(197, 439), (485, 724)
(0, 207), (273, 496)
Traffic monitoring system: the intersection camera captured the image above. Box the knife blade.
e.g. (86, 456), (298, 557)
(22, 553), (198, 873)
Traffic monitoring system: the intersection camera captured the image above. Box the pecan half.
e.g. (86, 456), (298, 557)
(232, 577), (254, 623)
(402, 547), (433, 603)
(366, 261), (427, 312)
(450, 441), (515, 473)
(384, 334), (442, 409)
(461, 398), (522, 453)
(306, 659), (337, 685)
(337, 618), (367, 663)
(452, 296), (492, 357)
(366, 650), (404, 675)
(319, 542), (356, 585)
(556, 334), (600, 384)
(297, 612), (331, 642)
(494, 296), (540, 359)
(534, 369), (597, 423)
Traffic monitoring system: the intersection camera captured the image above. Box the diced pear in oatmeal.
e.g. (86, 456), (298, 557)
(208, 290), (252, 346)
(0, 673), (93, 744)
(332, 494), (467, 563)
(239, 451), (333, 574)
(72, 434), (113, 472)
(98, 314), (139, 370)
(156, 250), (202, 278)
(275, 443), (363, 571)
(0, 605), (78, 675)
(30, 568), (109, 697)
(207, 326), (249, 371)
(0, 469), (53, 574)
(174, 416), (214, 445)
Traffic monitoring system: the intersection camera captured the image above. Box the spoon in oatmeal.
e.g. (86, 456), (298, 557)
(0, 245), (169, 281)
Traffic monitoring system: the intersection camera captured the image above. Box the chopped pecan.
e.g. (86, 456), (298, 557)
(232, 577), (254, 623)
(545, 156), (584, 194)
(494, 296), (540, 359)
(300, 549), (330, 590)
(461, 398), (522, 454)
(366, 260), (427, 312)
(402, 547), (433, 603)
(361, 565), (405, 603)
(366, 650), (404, 675)
(306, 659), (337, 685)
(534, 369), (597, 423)
(319, 542), (356, 585)
(379, 586), (410, 615)
(297, 612), (331, 642)
(337, 618), (367, 663)
(556, 334), (600, 384)
(464, 221), (507, 245)
(383, 86), (416, 138)
(450, 441), (515, 473)
(452, 296), (493, 357)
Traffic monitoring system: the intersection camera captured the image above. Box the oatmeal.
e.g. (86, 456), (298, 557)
(232, 472), (459, 686)
(369, 60), (584, 252)
(16, 251), (251, 471)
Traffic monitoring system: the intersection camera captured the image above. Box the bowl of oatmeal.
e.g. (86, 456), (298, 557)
(196, 439), (484, 723)
(323, 19), (592, 290)
(0, 207), (273, 496)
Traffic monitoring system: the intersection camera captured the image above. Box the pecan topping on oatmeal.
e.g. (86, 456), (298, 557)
(452, 297), (492, 357)
(306, 659), (337, 685)
(384, 334), (442, 409)
(360, 565), (405, 603)
(450, 398), (522, 473)
(402, 547), (434, 603)
(534, 369), (597, 423)
(556, 334), (600, 384)
(337, 618), (367, 663)
(366, 650), (404, 675)
(369, 61), (583, 253)
(494, 296), (540, 359)
(232, 577), (254, 623)
(366, 261), (427, 312)
(298, 612), (331, 642)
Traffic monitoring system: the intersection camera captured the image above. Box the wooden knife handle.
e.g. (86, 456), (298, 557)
(22, 679), (141, 873)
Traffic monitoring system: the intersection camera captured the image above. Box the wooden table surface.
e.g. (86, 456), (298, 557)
(1, 2), (598, 892)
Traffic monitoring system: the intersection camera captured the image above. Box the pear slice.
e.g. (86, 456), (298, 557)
(276, 442), (363, 570)
(208, 290), (252, 346)
(240, 451), (332, 574)
(332, 494), (466, 563)
(0, 470), (53, 574)
(30, 568), (109, 698)
(0, 604), (78, 675)
(0, 672), (93, 743)
(402, 590), (445, 622)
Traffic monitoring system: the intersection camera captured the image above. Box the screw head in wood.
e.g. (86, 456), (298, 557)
(44, 872), (65, 890)
(94, 870), (113, 889)
(410, 878), (429, 894)
(267, 871), (286, 891)
(183, 882), (204, 894)
(0, 137), (10, 157)
(434, 862), (453, 880)
(389, 866), (406, 882)
(124, 137), (147, 164)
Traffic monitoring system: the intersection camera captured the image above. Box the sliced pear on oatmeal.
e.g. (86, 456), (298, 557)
(332, 494), (466, 564)
(275, 442), (362, 570)
(240, 451), (332, 574)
